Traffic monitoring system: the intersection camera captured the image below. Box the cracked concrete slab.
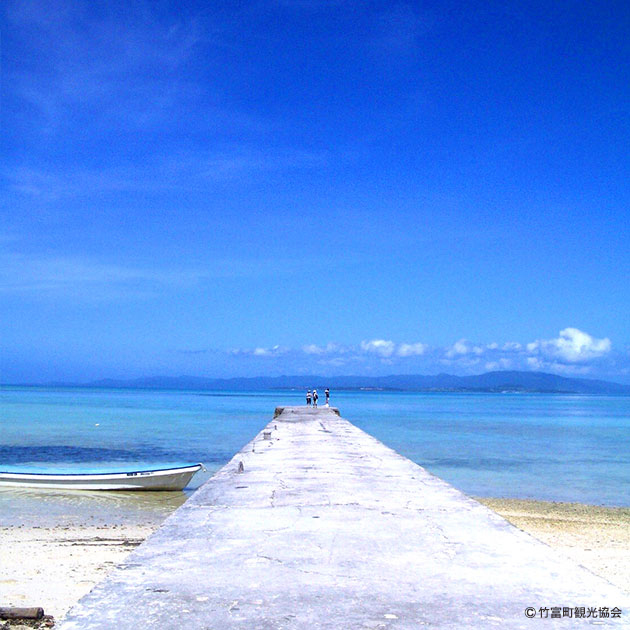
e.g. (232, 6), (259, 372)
(59, 407), (630, 629)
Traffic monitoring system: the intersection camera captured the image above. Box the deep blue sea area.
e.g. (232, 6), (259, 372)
(1, 387), (629, 525)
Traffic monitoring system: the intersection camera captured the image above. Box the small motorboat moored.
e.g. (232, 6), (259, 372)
(0, 463), (204, 491)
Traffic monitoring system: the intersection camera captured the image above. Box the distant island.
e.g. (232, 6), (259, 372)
(45, 371), (630, 394)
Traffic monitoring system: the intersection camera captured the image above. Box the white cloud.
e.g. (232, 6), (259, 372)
(303, 342), (348, 355)
(360, 339), (396, 357)
(440, 329), (614, 374)
(225, 329), (619, 377)
(0, 251), (207, 296)
(252, 345), (288, 357)
(6, 0), (204, 131)
(446, 339), (468, 357)
(527, 328), (611, 363)
(397, 342), (427, 357)
(302, 344), (325, 355)
(446, 339), (482, 357)
(502, 342), (522, 351)
(229, 345), (288, 357)
(0, 248), (327, 298)
(485, 358), (513, 371)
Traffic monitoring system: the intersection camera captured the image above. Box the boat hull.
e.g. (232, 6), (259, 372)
(0, 464), (203, 491)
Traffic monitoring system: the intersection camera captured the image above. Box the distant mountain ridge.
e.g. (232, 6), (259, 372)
(79, 371), (630, 394)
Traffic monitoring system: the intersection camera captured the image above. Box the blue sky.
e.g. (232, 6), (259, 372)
(1, 0), (629, 383)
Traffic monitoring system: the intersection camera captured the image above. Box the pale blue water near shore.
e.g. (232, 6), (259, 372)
(1, 386), (629, 526)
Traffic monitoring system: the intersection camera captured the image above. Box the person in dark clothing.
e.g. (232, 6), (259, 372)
(313, 389), (318, 407)
(306, 390), (312, 405)
(325, 388), (330, 405)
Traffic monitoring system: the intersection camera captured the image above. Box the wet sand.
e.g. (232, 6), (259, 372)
(1, 499), (629, 625)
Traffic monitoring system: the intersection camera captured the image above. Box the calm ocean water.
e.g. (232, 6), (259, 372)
(1, 386), (629, 525)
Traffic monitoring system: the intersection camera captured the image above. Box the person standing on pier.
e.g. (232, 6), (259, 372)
(313, 389), (318, 407)
(325, 388), (330, 406)
(306, 390), (312, 406)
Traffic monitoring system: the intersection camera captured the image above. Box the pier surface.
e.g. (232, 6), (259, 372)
(60, 407), (630, 629)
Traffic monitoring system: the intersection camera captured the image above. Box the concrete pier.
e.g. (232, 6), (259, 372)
(60, 407), (630, 629)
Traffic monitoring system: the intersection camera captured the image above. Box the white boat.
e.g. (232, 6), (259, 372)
(0, 464), (204, 491)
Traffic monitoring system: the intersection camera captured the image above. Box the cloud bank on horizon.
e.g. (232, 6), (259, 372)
(218, 327), (622, 381)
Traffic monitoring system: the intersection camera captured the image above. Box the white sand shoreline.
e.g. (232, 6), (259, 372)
(477, 498), (630, 596)
(0, 523), (159, 624)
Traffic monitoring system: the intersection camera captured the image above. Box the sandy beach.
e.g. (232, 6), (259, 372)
(1, 499), (629, 626)
(478, 498), (630, 595)
(0, 523), (158, 627)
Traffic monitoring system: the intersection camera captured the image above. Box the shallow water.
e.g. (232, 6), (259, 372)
(0, 485), (189, 527)
(340, 391), (630, 508)
(1, 387), (629, 525)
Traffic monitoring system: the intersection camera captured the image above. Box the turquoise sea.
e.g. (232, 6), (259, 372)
(1, 387), (629, 526)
